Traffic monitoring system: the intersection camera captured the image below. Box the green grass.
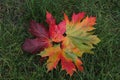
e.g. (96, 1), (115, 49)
(0, 0), (120, 80)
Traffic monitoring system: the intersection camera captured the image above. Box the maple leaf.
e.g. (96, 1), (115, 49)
(22, 20), (52, 54)
(46, 12), (66, 42)
(63, 12), (100, 56)
(40, 45), (83, 76)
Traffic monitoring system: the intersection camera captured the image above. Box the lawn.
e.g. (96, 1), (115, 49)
(0, 0), (120, 80)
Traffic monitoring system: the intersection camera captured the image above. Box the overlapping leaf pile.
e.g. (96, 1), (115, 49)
(22, 12), (100, 76)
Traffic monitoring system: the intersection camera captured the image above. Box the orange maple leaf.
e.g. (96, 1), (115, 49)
(40, 45), (83, 76)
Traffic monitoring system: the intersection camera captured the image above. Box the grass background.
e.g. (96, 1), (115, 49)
(0, 0), (120, 80)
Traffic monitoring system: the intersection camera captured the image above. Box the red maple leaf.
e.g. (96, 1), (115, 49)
(22, 20), (52, 54)
(46, 12), (66, 42)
